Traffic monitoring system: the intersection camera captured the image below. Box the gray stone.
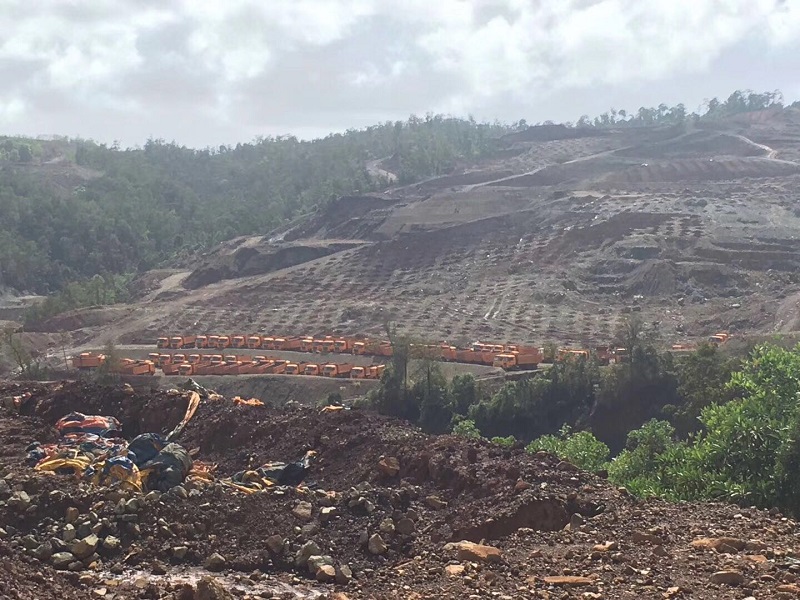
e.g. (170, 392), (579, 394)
(70, 535), (99, 560)
(124, 498), (141, 513)
(172, 545), (189, 559)
(21, 535), (38, 550)
(0, 479), (10, 497)
(396, 518), (416, 536)
(315, 564), (336, 583)
(205, 552), (227, 572)
(102, 536), (120, 551)
(33, 542), (53, 561)
(9, 490), (31, 511)
(335, 564), (353, 585)
(292, 501), (313, 522)
(368, 534), (387, 555)
(307, 554), (334, 574)
(379, 519), (395, 535)
(294, 541), (321, 568)
(62, 524), (76, 542)
(170, 486), (188, 499)
(265, 535), (286, 555)
(52, 551), (74, 569)
(319, 507), (338, 522)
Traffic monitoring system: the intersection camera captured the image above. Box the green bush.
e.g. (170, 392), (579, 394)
(490, 435), (516, 448)
(452, 418), (482, 440)
(527, 425), (610, 473)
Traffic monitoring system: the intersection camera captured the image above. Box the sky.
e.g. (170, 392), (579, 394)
(1, 0), (799, 148)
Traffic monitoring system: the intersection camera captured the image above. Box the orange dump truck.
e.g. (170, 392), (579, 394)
(276, 336), (303, 351)
(232, 335), (247, 349)
(350, 366), (367, 379)
(216, 336), (231, 349)
(322, 363), (353, 378)
(334, 338), (353, 353)
(207, 335), (220, 348)
(367, 365), (386, 379)
(117, 360), (155, 376)
(285, 362), (307, 375)
(708, 332), (730, 345)
(161, 362), (182, 376)
(352, 341), (368, 355)
(156, 336), (170, 349)
(247, 335), (262, 349)
(493, 349), (543, 371)
(374, 342), (393, 357)
(300, 337), (315, 353)
(72, 353), (106, 369)
(557, 348), (590, 362)
(170, 335), (197, 349)
(313, 337), (336, 353)
(195, 335), (209, 349)
(304, 364), (321, 376)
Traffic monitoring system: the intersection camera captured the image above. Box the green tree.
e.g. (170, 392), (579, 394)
(527, 425), (610, 473)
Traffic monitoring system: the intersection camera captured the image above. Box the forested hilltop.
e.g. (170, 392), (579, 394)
(0, 89), (793, 306)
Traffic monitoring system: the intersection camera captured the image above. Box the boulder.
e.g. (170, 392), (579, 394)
(444, 541), (502, 564)
(368, 534), (388, 555)
(204, 552), (227, 572)
(196, 576), (234, 600)
(710, 570), (744, 586)
(70, 535), (99, 560)
(52, 552), (75, 570)
(292, 501), (313, 522)
(377, 457), (400, 477)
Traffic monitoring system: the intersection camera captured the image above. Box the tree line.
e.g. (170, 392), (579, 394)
(360, 324), (800, 515)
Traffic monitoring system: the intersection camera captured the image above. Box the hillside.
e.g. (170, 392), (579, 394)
(30, 104), (800, 352)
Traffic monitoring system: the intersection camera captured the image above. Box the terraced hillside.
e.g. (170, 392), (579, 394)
(47, 107), (800, 349)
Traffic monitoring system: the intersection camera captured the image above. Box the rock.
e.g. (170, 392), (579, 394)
(307, 555), (333, 574)
(204, 552), (227, 572)
(170, 486), (188, 499)
(9, 490), (31, 511)
(690, 537), (746, 552)
(710, 570), (745, 585)
(335, 564), (353, 585)
(542, 575), (594, 586)
(514, 480), (531, 492)
(425, 496), (448, 510)
(65, 507), (79, 524)
(295, 541), (322, 568)
(196, 576), (234, 600)
(445, 564), (465, 577)
(445, 541), (502, 564)
(70, 535), (99, 560)
(0, 479), (10, 497)
(652, 545), (668, 557)
(320, 507), (338, 522)
(776, 584), (800, 594)
(144, 490), (161, 503)
(377, 456), (400, 477)
(292, 501), (313, 522)
(52, 552), (75, 570)
(395, 517), (416, 536)
(368, 534), (388, 555)
(173, 546), (189, 559)
(33, 542), (53, 561)
(151, 562), (168, 575)
(316, 565), (337, 583)
(124, 498), (141, 513)
(379, 518), (395, 535)
(556, 460), (580, 472)
(21, 534), (39, 550)
(568, 513), (585, 529)
(631, 530), (663, 545)
(102, 536), (120, 552)
(266, 535), (286, 555)
(592, 541), (618, 552)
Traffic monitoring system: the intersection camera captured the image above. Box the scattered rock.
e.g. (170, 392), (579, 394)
(65, 507), (79, 524)
(52, 551), (75, 570)
(425, 496), (447, 510)
(70, 535), (99, 560)
(377, 456), (400, 477)
(556, 460), (580, 472)
(307, 555), (333, 574)
(196, 576), (234, 600)
(710, 570), (745, 586)
(295, 541), (322, 568)
(204, 552), (227, 572)
(173, 545), (189, 559)
(8, 490), (31, 511)
(395, 517), (416, 536)
(320, 506), (338, 522)
(266, 535), (286, 555)
(292, 501), (313, 521)
(102, 536), (120, 552)
(33, 542), (53, 561)
(335, 564), (353, 585)
(316, 564), (337, 583)
(776, 584), (800, 594)
(690, 537), (746, 552)
(592, 541), (618, 552)
(379, 518), (395, 535)
(368, 534), (388, 555)
(631, 530), (663, 545)
(445, 541), (502, 564)
(445, 564), (465, 577)
(542, 575), (594, 586)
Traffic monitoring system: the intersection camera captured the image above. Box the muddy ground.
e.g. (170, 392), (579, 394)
(2, 380), (800, 599)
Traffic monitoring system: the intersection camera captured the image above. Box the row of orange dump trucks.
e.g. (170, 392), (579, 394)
(70, 352), (386, 380)
(155, 333), (639, 370)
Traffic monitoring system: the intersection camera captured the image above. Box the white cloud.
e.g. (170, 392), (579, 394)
(0, 0), (798, 145)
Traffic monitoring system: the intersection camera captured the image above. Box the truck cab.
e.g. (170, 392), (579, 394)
(351, 366), (366, 379)
(157, 337), (169, 349)
(304, 364), (320, 376)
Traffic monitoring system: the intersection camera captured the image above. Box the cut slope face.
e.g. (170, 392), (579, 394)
(46, 109), (800, 349)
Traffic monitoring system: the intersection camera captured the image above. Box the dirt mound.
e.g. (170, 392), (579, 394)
(598, 157), (800, 185)
(4, 380), (800, 599)
(626, 260), (680, 296)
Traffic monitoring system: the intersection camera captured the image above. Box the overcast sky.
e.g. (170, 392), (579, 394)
(1, 0), (799, 148)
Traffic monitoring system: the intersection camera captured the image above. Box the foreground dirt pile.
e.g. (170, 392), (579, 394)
(2, 381), (800, 598)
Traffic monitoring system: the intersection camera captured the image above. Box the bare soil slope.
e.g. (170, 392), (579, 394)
(40, 108), (800, 349)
